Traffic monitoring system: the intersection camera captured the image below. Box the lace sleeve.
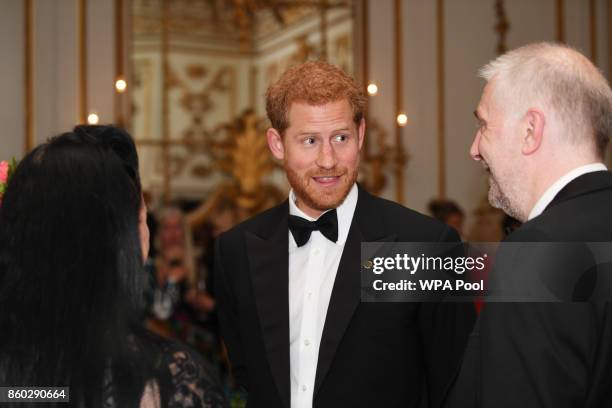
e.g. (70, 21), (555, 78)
(166, 347), (229, 408)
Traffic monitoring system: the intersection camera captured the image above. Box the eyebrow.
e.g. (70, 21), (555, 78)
(296, 128), (351, 136)
(332, 127), (351, 133)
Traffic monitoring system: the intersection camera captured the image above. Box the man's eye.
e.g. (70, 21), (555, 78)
(334, 134), (348, 142)
(303, 137), (316, 145)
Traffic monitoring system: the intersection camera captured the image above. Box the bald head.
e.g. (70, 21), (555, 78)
(479, 42), (612, 158)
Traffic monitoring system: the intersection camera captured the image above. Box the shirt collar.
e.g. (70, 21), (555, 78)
(528, 163), (608, 220)
(288, 183), (358, 246)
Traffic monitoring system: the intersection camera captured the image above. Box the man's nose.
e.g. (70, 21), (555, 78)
(316, 141), (337, 169)
(470, 132), (482, 161)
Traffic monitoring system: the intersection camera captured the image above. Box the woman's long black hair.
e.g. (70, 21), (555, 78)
(0, 125), (170, 407)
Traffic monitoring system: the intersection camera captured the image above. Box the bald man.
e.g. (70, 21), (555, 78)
(465, 43), (612, 407)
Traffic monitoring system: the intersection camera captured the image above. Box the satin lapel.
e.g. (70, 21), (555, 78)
(314, 187), (396, 395)
(546, 171), (612, 212)
(246, 213), (290, 408)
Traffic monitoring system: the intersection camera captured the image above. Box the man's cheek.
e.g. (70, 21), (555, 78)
(341, 153), (360, 169)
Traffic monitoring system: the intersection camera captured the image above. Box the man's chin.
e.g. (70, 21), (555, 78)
(287, 168), (357, 212)
(488, 196), (503, 210)
(488, 188), (525, 221)
(304, 190), (347, 211)
(298, 179), (353, 210)
(487, 186), (504, 209)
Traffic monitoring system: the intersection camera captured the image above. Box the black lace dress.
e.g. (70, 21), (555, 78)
(102, 337), (229, 408)
(163, 341), (228, 408)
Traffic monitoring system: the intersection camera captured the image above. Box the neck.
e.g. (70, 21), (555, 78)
(295, 199), (325, 219)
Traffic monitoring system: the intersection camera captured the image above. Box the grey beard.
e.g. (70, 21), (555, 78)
(488, 177), (526, 222)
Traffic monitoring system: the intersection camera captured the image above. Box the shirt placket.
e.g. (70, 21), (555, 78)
(295, 232), (324, 408)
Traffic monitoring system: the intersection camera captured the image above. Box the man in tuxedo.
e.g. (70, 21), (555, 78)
(215, 61), (475, 408)
(468, 42), (612, 407)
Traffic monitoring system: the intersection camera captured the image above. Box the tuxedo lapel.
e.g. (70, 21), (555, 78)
(246, 202), (291, 408)
(313, 219), (363, 395)
(314, 186), (396, 396)
(545, 171), (612, 212)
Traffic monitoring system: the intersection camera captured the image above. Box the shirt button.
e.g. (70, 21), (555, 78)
(313, 248), (320, 255)
(304, 339), (310, 346)
(307, 291), (312, 299)
(301, 385), (307, 392)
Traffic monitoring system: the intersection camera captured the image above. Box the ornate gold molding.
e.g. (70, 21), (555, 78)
(320, 0), (328, 60)
(132, 45), (254, 58)
(360, 118), (392, 195)
(131, 0), (355, 201)
(257, 13), (351, 57)
(257, 4), (352, 46)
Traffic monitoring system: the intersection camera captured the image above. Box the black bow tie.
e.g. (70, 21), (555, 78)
(288, 209), (338, 247)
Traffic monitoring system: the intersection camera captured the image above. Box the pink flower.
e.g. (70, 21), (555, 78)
(0, 161), (9, 184)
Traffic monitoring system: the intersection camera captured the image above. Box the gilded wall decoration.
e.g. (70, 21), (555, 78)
(131, 0), (356, 200)
(185, 110), (286, 229)
(167, 64), (237, 178)
(264, 35), (322, 90)
(359, 119), (392, 196)
(331, 33), (351, 74)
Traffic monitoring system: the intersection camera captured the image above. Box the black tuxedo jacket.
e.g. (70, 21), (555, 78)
(476, 171), (612, 407)
(215, 185), (475, 408)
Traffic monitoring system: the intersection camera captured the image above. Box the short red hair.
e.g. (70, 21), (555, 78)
(265, 61), (367, 135)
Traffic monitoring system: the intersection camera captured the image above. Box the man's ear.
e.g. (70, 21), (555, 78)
(267, 128), (285, 160)
(522, 109), (545, 155)
(357, 118), (366, 150)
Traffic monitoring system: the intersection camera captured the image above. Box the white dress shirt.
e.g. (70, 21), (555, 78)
(528, 163), (608, 220)
(288, 183), (358, 408)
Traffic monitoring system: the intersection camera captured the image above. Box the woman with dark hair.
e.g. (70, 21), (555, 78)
(0, 125), (228, 408)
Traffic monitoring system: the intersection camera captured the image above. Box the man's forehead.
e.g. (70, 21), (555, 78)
(288, 99), (351, 114)
(287, 99), (353, 128)
(476, 82), (497, 116)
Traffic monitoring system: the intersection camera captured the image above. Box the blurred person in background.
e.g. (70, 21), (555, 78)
(427, 198), (466, 239)
(146, 205), (223, 382)
(147, 207), (195, 324)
